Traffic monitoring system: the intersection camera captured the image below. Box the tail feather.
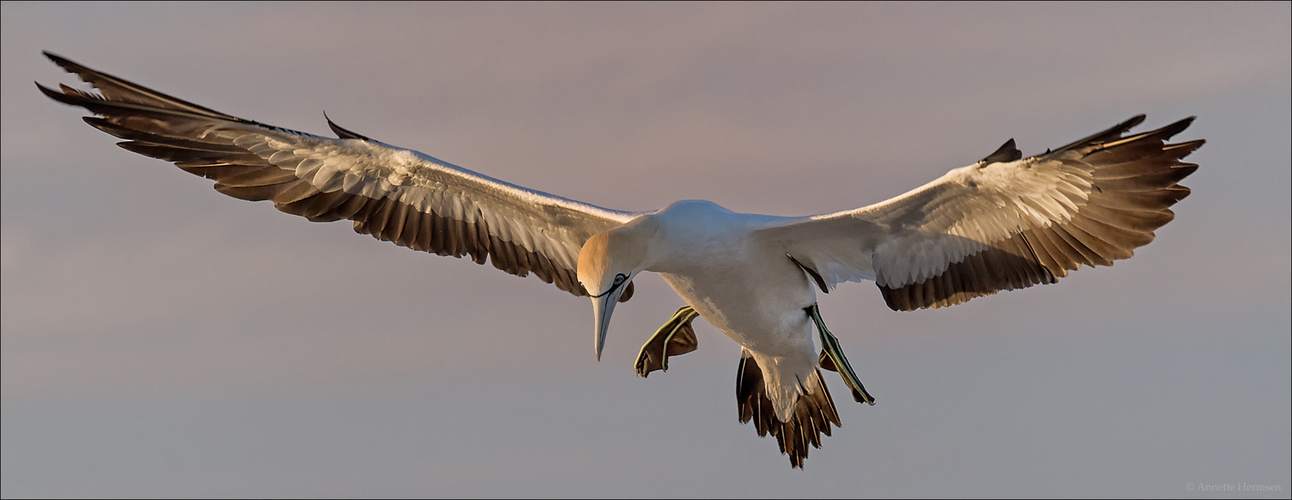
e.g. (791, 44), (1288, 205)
(736, 350), (841, 468)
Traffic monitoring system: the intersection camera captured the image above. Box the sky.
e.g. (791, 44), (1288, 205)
(2, 2), (1289, 498)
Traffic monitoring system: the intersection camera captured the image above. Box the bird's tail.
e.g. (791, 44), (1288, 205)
(736, 349), (841, 468)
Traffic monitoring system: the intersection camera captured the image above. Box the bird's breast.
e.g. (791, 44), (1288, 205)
(656, 250), (817, 356)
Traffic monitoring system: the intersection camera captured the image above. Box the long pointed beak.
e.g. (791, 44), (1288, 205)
(592, 288), (624, 361)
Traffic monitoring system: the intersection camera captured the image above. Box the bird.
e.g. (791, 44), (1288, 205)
(38, 52), (1201, 468)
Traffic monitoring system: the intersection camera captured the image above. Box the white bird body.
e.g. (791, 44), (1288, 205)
(39, 52), (1201, 468)
(647, 202), (810, 351)
(638, 201), (820, 419)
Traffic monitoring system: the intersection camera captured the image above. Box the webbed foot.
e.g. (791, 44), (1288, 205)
(635, 306), (700, 377)
(807, 304), (875, 405)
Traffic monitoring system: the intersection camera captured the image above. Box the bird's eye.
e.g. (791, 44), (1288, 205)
(613, 273), (627, 285)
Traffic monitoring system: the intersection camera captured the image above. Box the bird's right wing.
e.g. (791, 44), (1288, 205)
(38, 52), (641, 298)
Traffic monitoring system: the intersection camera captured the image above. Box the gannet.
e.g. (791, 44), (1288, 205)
(37, 52), (1201, 468)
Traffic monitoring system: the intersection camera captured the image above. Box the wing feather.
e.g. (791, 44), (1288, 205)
(761, 115), (1200, 310)
(39, 52), (639, 298)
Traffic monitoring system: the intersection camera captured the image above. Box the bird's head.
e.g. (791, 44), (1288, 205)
(577, 219), (657, 361)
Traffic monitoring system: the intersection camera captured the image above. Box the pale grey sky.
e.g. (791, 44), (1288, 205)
(3, 2), (1289, 497)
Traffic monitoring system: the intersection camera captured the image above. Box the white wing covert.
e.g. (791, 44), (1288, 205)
(38, 52), (640, 299)
(764, 115), (1200, 311)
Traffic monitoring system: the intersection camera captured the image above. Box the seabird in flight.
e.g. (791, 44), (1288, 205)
(38, 52), (1201, 468)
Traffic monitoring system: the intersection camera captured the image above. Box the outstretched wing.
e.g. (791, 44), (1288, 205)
(38, 52), (641, 298)
(761, 115), (1201, 310)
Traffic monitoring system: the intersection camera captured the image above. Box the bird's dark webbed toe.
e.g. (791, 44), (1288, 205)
(635, 306), (700, 377)
(807, 304), (875, 405)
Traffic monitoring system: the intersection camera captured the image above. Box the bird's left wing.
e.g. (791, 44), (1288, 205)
(38, 52), (640, 298)
(757, 115), (1201, 311)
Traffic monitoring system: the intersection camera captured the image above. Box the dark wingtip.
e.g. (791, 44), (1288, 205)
(324, 111), (371, 141)
(38, 52), (98, 106)
(37, 52), (69, 97)
(1052, 114), (1154, 155)
(980, 138), (1022, 165)
(1108, 114), (1148, 138)
(42, 51), (84, 75)
(34, 81), (57, 97)
(35, 81), (77, 106)
(1158, 116), (1196, 139)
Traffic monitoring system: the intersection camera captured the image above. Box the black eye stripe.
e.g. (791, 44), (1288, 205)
(591, 274), (629, 298)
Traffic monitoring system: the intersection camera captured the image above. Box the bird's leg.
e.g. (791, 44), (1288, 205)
(806, 304), (875, 405)
(635, 306), (700, 378)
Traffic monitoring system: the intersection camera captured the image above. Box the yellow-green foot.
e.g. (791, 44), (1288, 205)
(635, 306), (700, 377)
(807, 304), (875, 405)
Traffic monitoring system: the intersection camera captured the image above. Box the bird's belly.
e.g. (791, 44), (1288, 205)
(657, 262), (817, 357)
